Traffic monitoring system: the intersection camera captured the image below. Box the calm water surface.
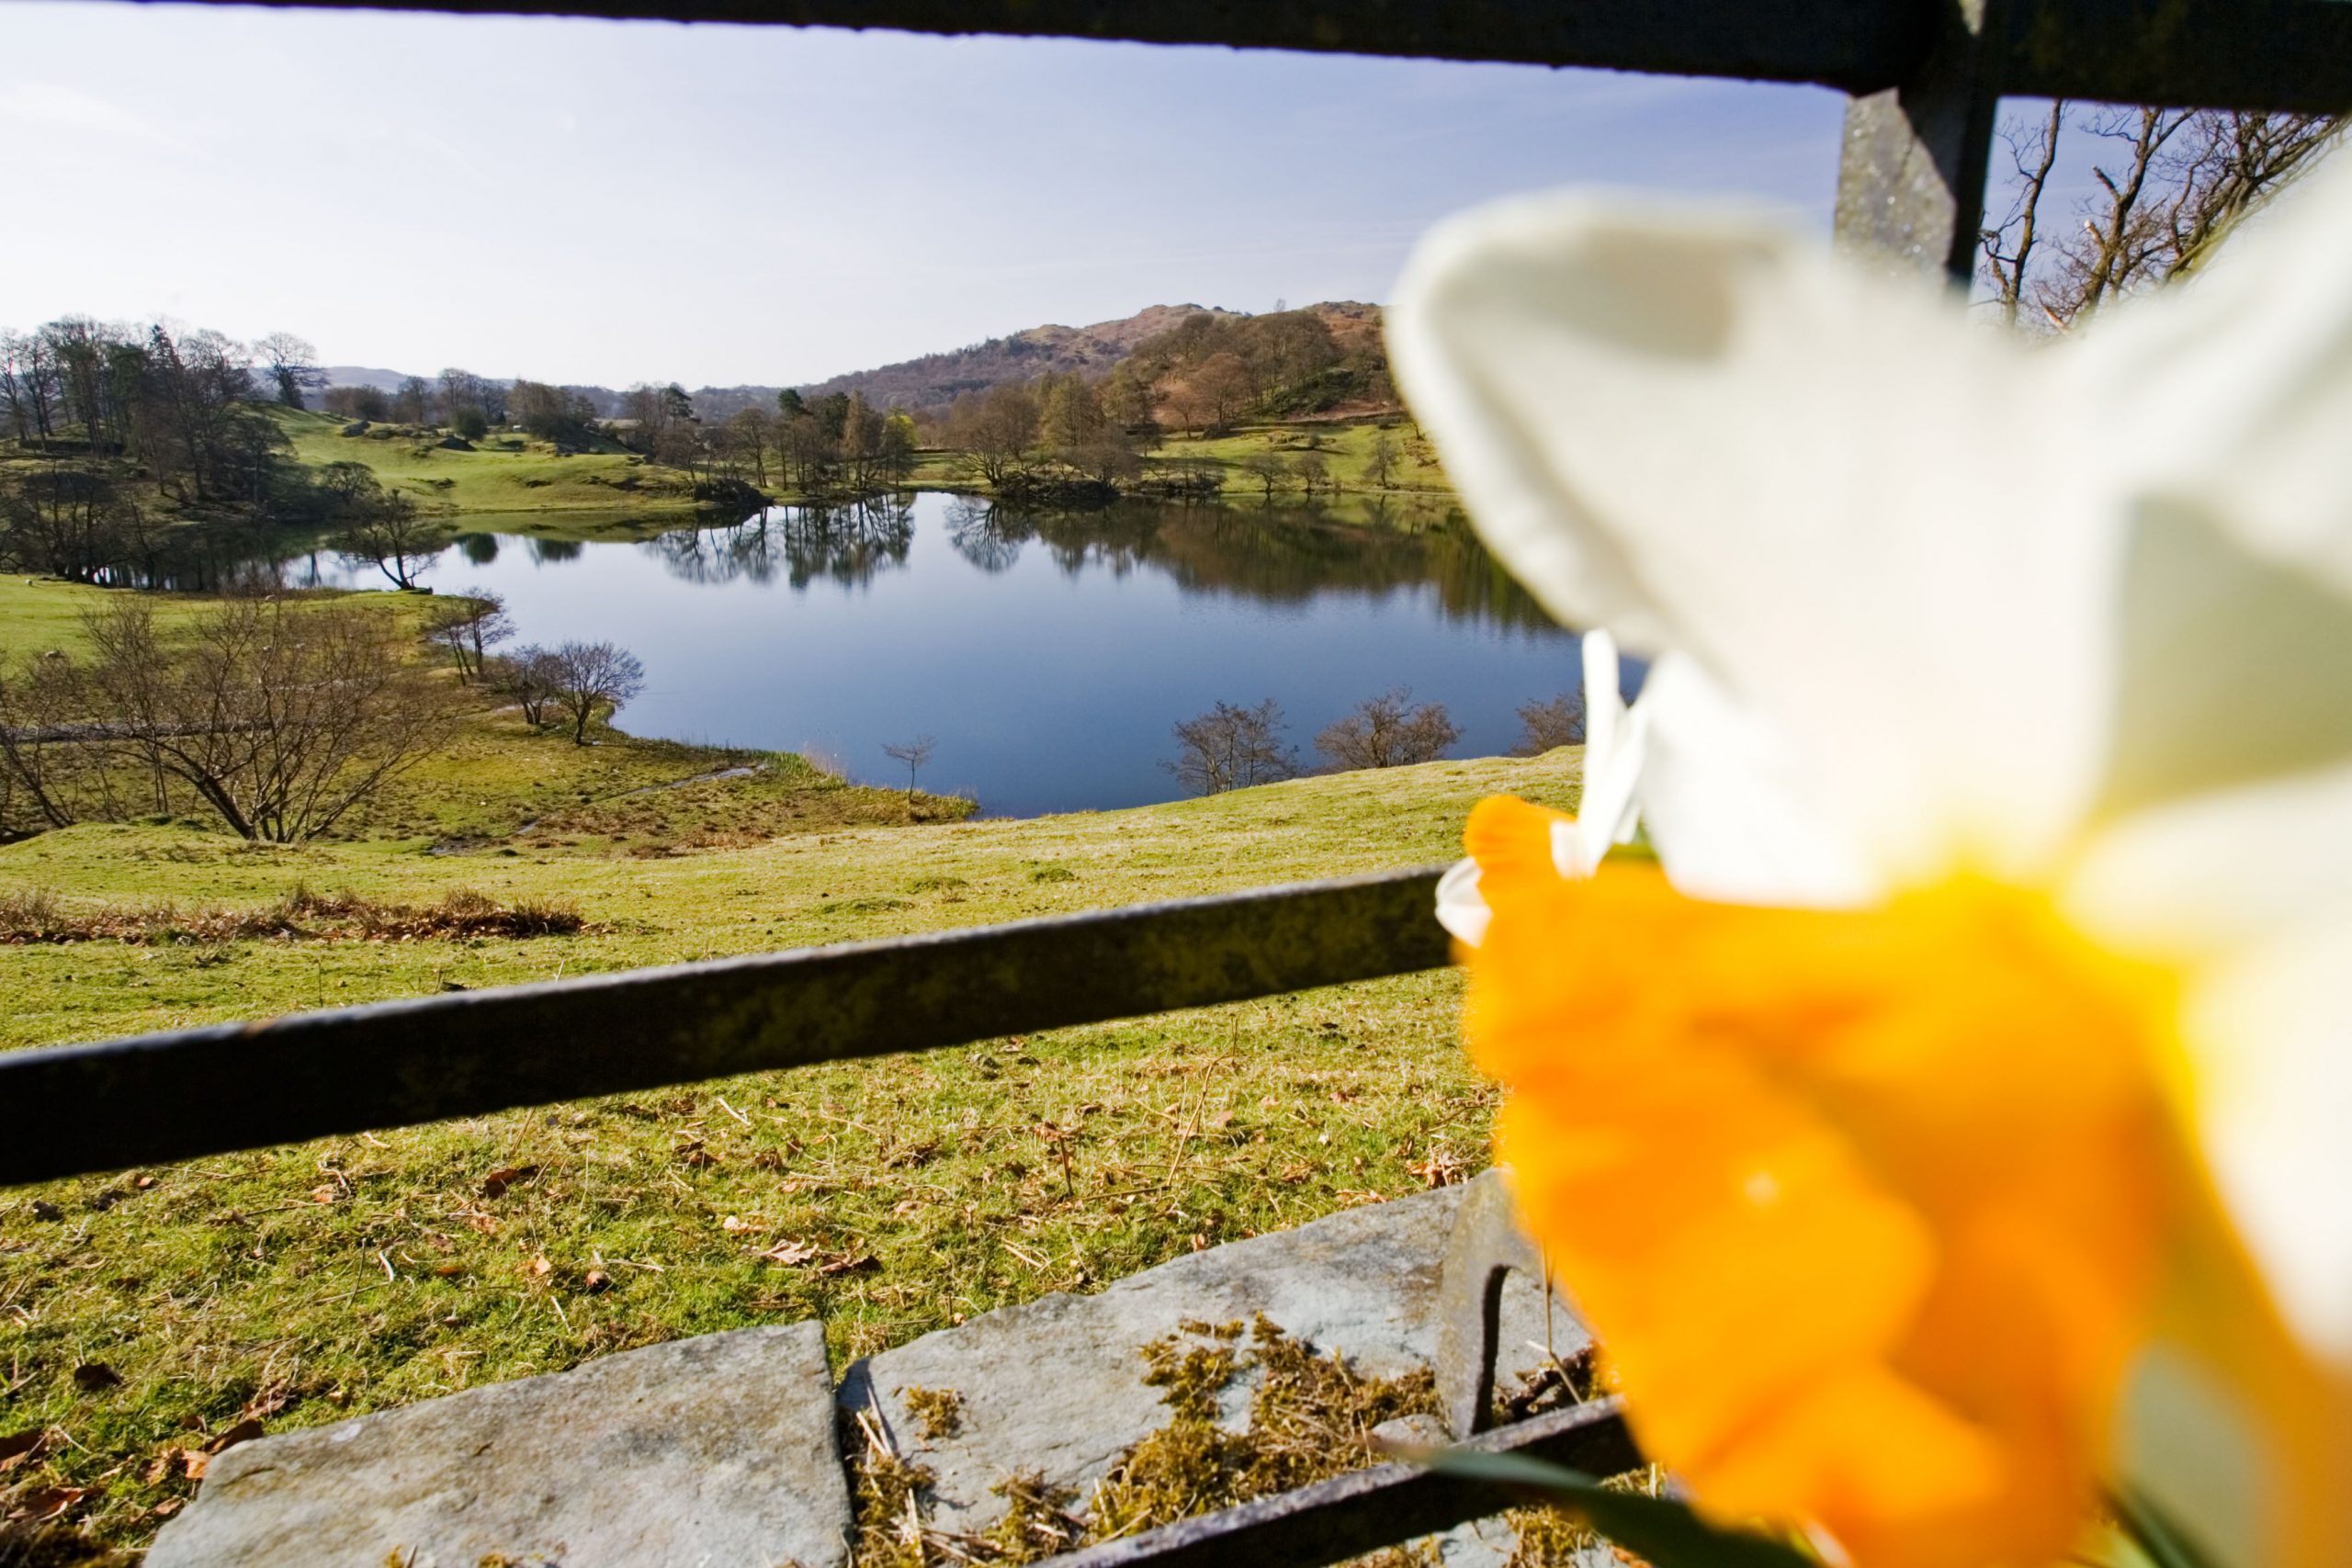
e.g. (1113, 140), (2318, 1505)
(236, 492), (1600, 817)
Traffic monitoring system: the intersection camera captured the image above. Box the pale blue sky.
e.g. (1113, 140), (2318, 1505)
(0, 3), (1851, 386)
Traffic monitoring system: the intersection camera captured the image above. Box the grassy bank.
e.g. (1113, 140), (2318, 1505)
(0, 748), (1580, 1554)
(268, 406), (710, 518)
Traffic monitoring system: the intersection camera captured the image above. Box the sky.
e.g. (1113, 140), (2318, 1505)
(0, 2), (1856, 387)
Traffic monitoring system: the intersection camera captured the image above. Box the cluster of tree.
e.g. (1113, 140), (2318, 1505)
(1107, 307), (1394, 437)
(487, 640), (646, 744)
(321, 367), (515, 437)
(0, 596), (456, 842)
(1981, 106), (2345, 326)
(1164, 688), (1458, 795)
(940, 373), (1140, 489)
(0, 320), (314, 513)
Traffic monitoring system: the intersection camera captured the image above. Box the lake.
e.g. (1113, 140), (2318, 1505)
(209, 492), (1600, 817)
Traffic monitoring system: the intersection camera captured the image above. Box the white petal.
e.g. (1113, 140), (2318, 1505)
(1434, 855), (1491, 947)
(1635, 654), (1883, 908)
(2069, 149), (2352, 604)
(2178, 915), (2352, 1365)
(1388, 191), (2116, 886)
(1578, 626), (1625, 805)
(2071, 762), (2352, 1364)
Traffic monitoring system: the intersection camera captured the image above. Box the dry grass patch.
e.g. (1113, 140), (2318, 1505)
(0, 885), (583, 946)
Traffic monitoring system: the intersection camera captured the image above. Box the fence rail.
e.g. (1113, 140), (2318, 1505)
(0, 866), (1449, 1186)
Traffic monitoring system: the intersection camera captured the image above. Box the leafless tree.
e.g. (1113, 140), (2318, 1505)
(1238, 451), (1287, 498)
(1363, 432), (1402, 491)
(1292, 451), (1329, 497)
(1165, 699), (1298, 795)
(945, 384), (1040, 486)
(21, 597), (459, 841)
(492, 644), (563, 728)
(1982, 104), (2346, 328)
(256, 332), (324, 409)
(336, 491), (448, 590)
(1314, 688), (1458, 772)
(424, 588), (512, 682)
(546, 640), (646, 745)
(881, 735), (936, 798)
(1512, 691), (1588, 755)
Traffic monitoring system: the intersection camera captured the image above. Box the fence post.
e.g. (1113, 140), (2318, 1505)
(1834, 0), (2001, 281)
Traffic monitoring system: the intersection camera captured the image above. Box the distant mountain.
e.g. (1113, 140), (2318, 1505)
(688, 303), (1246, 421)
(321, 301), (1382, 420)
(318, 366), (417, 393)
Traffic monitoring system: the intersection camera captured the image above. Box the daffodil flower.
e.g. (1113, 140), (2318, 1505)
(1389, 155), (2352, 1568)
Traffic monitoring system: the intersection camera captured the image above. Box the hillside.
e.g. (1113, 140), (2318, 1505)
(322, 302), (1387, 423)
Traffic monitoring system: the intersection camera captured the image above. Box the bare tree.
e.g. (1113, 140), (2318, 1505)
(256, 332), (324, 409)
(1237, 450), (1287, 498)
(492, 644), (562, 728)
(1314, 688), (1458, 772)
(1165, 699), (1298, 795)
(1292, 451), (1329, 496)
(424, 588), (512, 682)
(28, 597), (459, 841)
(1512, 691), (1588, 755)
(1363, 432), (1401, 491)
(546, 640), (646, 745)
(1982, 104), (2346, 328)
(336, 492), (447, 590)
(881, 735), (936, 799)
(944, 384), (1040, 486)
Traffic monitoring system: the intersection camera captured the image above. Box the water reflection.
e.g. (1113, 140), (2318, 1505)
(111, 492), (1586, 814)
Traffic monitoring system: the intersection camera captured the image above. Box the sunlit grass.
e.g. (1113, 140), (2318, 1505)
(0, 750), (1580, 1552)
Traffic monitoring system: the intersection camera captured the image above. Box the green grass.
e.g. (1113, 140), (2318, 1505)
(0, 578), (212, 662)
(268, 406), (709, 517)
(0, 749), (1582, 1554)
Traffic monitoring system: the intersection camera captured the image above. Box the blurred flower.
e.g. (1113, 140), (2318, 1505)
(1392, 153), (2352, 1568)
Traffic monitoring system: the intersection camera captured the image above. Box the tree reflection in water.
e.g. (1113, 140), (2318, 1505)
(649, 496), (917, 590)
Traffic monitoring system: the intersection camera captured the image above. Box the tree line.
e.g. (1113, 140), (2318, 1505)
(1163, 683), (1590, 796)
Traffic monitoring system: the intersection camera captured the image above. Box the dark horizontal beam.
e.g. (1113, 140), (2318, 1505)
(1997, 0), (2352, 113)
(133, 0), (2352, 109)
(144, 0), (1933, 92)
(0, 866), (1451, 1188)
(1057, 1399), (1641, 1568)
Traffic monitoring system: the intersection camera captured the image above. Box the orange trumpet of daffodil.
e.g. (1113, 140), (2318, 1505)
(1390, 155), (2352, 1568)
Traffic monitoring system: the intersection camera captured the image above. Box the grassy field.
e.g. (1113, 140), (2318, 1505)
(268, 406), (710, 518)
(0, 742), (1581, 1555)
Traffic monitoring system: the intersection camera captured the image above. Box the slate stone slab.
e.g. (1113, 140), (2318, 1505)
(838, 1183), (1587, 1539)
(149, 1321), (848, 1568)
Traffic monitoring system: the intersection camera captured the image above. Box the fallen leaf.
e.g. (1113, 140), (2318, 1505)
(433, 1262), (465, 1278)
(464, 1212), (497, 1235)
(820, 1252), (881, 1277)
(0, 1429), (48, 1472)
(178, 1450), (209, 1482)
(141, 1455), (173, 1486)
(526, 1256), (551, 1279)
(718, 1213), (767, 1234)
(133, 1174), (157, 1190)
(6, 1485), (86, 1523)
(756, 1240), (820, 1267)
(582, 1269), (612, 1293)
(204, 1419), (265, 1455)
(307, 1185), (339, 1204)
(72, 1363), (123, 1393)
(480, 1165), (538, 1200)
(153, 1497), (184, 1517)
